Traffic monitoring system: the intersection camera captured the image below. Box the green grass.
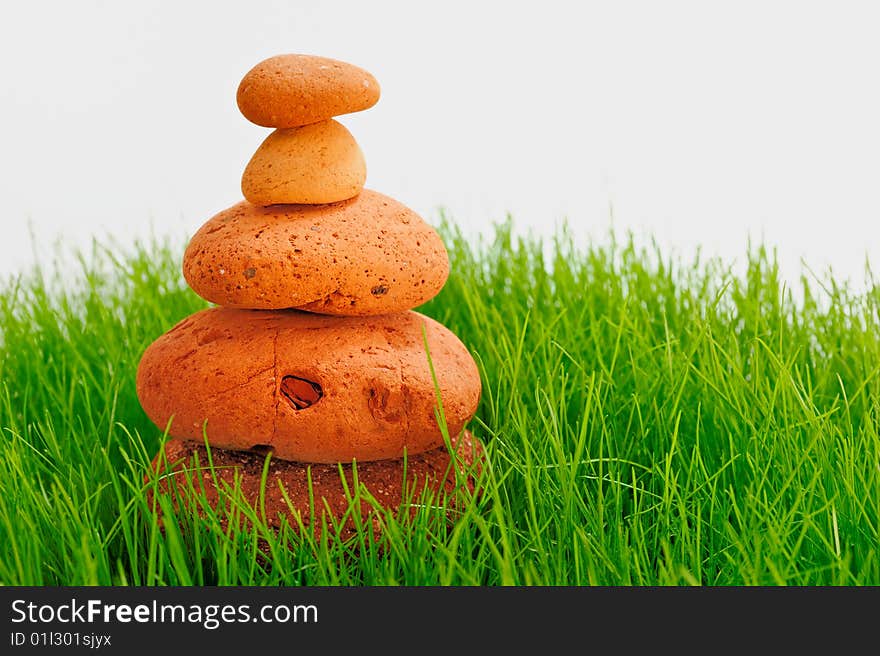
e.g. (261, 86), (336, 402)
(1, 219), (878, 585)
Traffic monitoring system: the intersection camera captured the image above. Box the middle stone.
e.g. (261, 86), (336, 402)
(183, 189), (450, 315)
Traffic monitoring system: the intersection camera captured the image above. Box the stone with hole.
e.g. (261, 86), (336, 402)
(136, 307), (481, 463)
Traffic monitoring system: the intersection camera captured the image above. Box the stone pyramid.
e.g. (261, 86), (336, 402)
(136, 55), (483, 536)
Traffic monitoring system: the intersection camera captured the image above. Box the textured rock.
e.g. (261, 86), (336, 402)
(237, 54), (380, 128)
(136, 307), (482, 463)
(241, 120), (366, 205)
(183, 190), (449, 315)
(150, 431), (483, 539)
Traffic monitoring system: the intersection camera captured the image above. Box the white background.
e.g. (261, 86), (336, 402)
(1, 1), (878, 290)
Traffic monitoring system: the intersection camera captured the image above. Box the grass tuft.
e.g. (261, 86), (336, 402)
(1, 219), (878, 585)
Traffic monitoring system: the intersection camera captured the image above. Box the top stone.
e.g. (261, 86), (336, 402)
(237, 54), (380, 128)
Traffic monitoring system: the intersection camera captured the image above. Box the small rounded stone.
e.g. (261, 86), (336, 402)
(237, 54), (380, 128)
(242, 120), (366, 205)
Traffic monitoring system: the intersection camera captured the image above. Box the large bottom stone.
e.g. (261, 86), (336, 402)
(149, 431), (483, 540)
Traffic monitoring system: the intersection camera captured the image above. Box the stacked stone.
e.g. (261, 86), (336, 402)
(136, 55), (483, 535)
